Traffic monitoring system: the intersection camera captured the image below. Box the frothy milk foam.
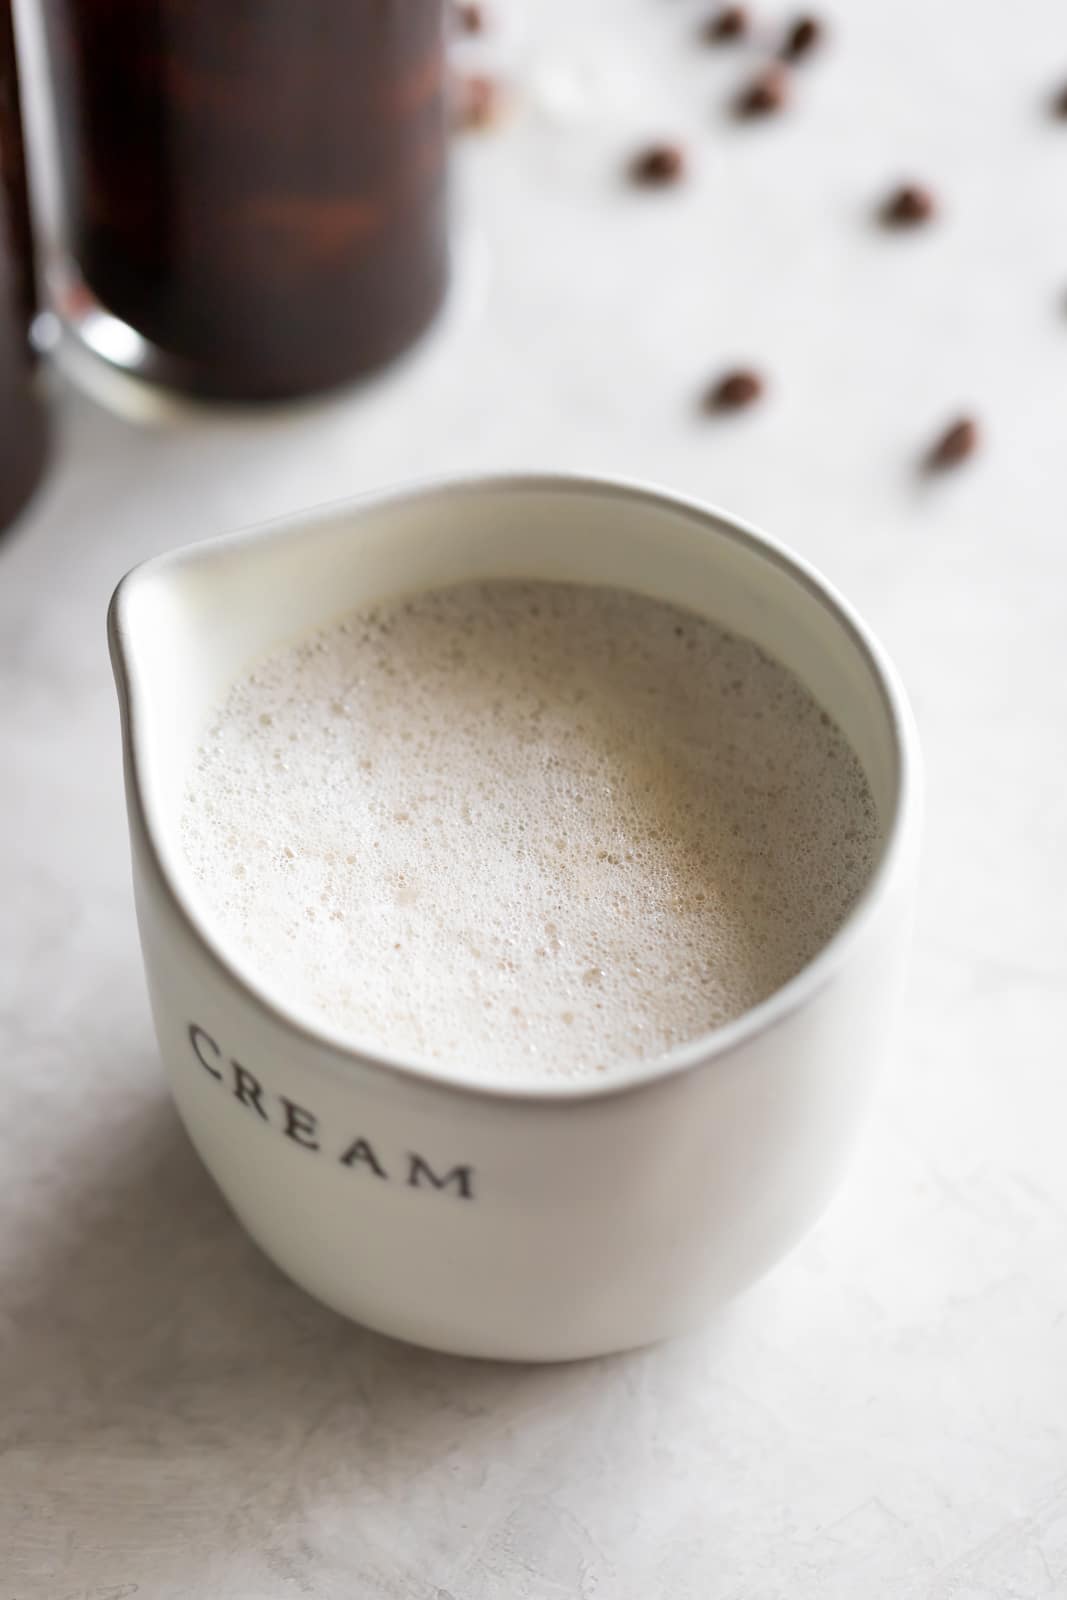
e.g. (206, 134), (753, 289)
(181, 581), (878, 1083)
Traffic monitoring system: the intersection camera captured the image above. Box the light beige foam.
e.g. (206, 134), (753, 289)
(180, 580), (878, 1082)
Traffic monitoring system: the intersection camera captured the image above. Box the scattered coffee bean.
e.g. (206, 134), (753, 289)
(456, 2), (486, 33)
(782, 15), (822, 60)
(1051, 82), (1067, 118)
(705, 6), (749, 42)
(454, 72), (504, 131)
(926, 416), (979, 469)
(631, 143), (687, 186)
(707, 368), (765, 410)
(735, 65), (789, 117)
(882, 183), (937, 227)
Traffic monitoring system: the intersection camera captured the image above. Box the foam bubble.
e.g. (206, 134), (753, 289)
(180, 580), (879, 1084)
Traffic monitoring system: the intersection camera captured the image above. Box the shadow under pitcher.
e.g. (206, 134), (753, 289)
(38, 0), (449, 400)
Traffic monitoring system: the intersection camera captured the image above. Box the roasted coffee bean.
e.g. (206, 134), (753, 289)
(926, 416), (980, 469)
(631, 143), (687, 185)
(455, 73), (504, 131)
(456, 3), (486, 33)
(736, 65), (789, 117)
(782, 15), (822, 59)
(707, 368), (765, 409)
(882, 183), (937, 226)
(705, 6), (749, 42)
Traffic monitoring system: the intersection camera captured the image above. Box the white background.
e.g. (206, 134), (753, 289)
(3, 1), (1066, 1595)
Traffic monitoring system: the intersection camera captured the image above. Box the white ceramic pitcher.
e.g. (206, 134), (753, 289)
(109, 474), (921, 1361)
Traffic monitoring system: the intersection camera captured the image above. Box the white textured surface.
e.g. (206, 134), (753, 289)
(3, 0), (1067, 1594)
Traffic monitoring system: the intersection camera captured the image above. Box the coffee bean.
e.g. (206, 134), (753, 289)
(456, 2), (486, 33)
(707, 369), (765, 410)
(631, 143), (687, 186)
(736, 65), (789, 117)
(882, 183), (936, 227)
(926, 416), (979, 469)
(454, 73), (504, 131)
(782, 15), (822, 60)
(705, 6), (749, 42)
